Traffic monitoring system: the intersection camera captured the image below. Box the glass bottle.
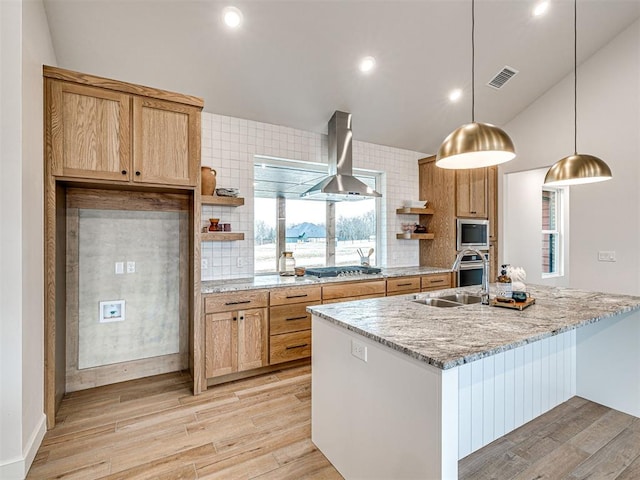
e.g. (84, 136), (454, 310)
(278, 251), (296, 276)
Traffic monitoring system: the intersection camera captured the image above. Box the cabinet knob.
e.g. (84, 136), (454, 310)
(121, 170), (127, 175)
(239, 316), (244, 321)
(233, 316), (237, 321)
(135, 171), (141, 176)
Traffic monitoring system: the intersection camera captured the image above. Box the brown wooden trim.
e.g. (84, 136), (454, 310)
(43, 65), (204, 108)
(205, 358), (311, 387)
(65, 188), (189, 212)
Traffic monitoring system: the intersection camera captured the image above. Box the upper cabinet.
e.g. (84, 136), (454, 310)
(456, 168), (488, 218)
(45, 66), (203, 188)
(133, 97), (200, 186)
(48, 81), (131, 181)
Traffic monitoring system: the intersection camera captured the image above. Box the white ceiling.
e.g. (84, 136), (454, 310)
(43, 0), (640, 155)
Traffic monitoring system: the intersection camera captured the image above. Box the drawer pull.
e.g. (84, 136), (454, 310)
(396, 282), (413, 287)
(285, 343), (309, 350)
(224, 300), (251, 306)
(429, 279), (445, 283)
(285, 294), (308, 299)
(285, 316), (308, 321)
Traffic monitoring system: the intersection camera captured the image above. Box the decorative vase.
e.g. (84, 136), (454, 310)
(201, 167), (217, 196)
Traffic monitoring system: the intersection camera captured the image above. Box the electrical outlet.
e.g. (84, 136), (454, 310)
(237, 257), (243, 268)
(201, 258), (209, 270)
(126, 261), (135, 273)
(115, 262), (124, 274)
(598, 251), (616, 262)
(351, 339), (367, 362)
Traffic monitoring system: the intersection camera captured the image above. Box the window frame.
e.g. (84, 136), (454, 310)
(253, 156), (382, 275)
(541, 186), (563, 278)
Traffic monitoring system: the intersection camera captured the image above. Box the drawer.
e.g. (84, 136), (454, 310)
(204, 290), (268, 313)
(270, 303), (311, 335)
(387, 276), (421, 295)
(270, 285), (322, 306)
(322, 280), (386, 301)
(270, 330), (311, 364)
(421, 273), (452, 291)
(322, 293), (382, 304)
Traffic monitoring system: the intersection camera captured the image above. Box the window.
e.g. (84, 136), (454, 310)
(542, 187), (562, 276)
(254, 157), (380, 274)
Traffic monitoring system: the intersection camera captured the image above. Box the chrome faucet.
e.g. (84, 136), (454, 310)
(452, 248), (490, 305)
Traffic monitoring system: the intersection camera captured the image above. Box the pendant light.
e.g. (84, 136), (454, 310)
(544, 0), (612, 186)
(436, 0), (516, 169)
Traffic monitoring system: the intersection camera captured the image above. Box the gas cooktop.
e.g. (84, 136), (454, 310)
(305, 266), (382, 278)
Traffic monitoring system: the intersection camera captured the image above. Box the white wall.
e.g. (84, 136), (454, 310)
(200, 113), (424, 280)
(500, 19), (640, 295)
(503, 168), (570, 287)
(0, 0), (57, 478)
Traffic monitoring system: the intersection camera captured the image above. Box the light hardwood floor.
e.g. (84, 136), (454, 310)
(28, 365), (640, 479)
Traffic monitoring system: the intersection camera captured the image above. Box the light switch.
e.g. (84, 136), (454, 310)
(115, 262), (124, 274)
(598, 251), (616, 262)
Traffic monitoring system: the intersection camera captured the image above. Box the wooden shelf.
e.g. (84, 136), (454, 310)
(396, 207), (435, 215)
(201, 232), (245, 241)
(201, 195), (244, 206)
(396, 233), (435, 240)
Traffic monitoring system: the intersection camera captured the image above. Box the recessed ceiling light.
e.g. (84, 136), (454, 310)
(222, 6), (243, 28)
(448, 89), (463, 102)
(533, 1), (550, 17)
(359, 56), (376, 73)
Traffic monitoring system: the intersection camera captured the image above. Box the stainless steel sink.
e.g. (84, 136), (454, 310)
(436, 293), (482, 305)
(413, 298), (463, 308)
(413, 293), (482, 308)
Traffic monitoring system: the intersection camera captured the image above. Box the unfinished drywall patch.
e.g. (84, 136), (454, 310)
(76, 209), (181, 369)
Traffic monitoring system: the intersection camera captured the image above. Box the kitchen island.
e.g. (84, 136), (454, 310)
(308, 285), (640, 480)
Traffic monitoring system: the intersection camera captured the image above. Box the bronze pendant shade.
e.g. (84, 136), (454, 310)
(436, 122), (515, 169)
(436, 0), (516, 169)
(544, 0), (612, 186)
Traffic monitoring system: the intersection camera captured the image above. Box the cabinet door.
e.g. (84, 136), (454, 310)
(205, 312), (237, 378)
(456, 168), (488, 218)
(49, 80), (131, 181)
(237, 308), (268, 372)
(133, 97), (199, 186)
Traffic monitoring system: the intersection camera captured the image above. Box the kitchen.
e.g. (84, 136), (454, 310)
(2, 0), (640, 479)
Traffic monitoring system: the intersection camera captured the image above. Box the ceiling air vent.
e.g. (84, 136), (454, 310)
(487, 66), (519, 90)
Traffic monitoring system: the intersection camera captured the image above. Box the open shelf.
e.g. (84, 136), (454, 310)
(396, 233), (435, 240)
(396, 207), (435, 215)
(201, 232), (245, 241)
(201, 195), (244, 206)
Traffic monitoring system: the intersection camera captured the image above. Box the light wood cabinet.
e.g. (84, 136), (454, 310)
(456, 168), (488, 218)
(322, 280), (386, 302)
(133, 97), (200, 186)
(47, 71), (200, 188)
(269, 286), (320, 365)
(418, 155), (498, 274)
(421, 273), (452, 291)
(387, 276), (421, 295)
(49, 81), (131, 181)
(204, 291), (268, 378)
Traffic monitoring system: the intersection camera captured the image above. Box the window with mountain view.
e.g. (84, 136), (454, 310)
(253, 157), (380, 274)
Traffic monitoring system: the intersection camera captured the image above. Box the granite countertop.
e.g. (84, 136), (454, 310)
(201, 266), (451, 294)
(307, 284), (640, 370)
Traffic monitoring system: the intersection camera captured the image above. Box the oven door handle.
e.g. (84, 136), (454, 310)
(459, 262), (484, 270)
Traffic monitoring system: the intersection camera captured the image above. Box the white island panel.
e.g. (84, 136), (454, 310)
(312, 317), (459, 480)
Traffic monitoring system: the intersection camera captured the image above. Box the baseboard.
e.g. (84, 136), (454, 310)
(0, 413), (46, 480)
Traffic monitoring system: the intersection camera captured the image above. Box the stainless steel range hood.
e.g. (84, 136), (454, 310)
(301, 111), (382, 201)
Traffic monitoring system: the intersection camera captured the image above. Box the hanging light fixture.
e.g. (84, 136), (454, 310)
(436, 0), (516, 169)
(544, 0), (612, 186)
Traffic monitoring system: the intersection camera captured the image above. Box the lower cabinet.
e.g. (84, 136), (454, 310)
(421, 272), (452, 291)
(269, 285), (321, 365)
(204, 291), (268, 379)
